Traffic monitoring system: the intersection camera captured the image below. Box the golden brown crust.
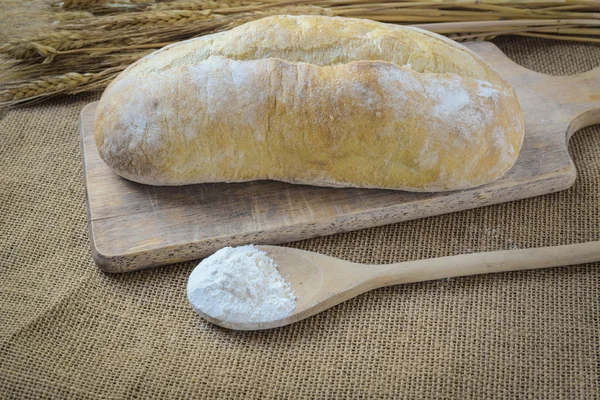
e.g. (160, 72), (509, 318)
(95, 15), (524, 191)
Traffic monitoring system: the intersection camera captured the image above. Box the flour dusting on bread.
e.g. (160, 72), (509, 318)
(94, 15), (524, 191)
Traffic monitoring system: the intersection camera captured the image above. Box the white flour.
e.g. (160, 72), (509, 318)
(187, 245), (296, 324)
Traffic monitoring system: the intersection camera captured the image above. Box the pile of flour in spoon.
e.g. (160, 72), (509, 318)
(187, 245), (296, 324)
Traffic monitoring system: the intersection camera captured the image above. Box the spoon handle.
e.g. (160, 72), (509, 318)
(373, 241), (600, 286)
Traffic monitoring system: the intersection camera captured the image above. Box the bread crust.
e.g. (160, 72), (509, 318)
(95, 15), (524, 191)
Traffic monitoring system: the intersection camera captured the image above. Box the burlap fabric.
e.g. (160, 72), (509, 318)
(1, 10), (599, 398)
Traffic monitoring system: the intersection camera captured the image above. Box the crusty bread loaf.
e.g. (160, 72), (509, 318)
(94, 15), (524, 191)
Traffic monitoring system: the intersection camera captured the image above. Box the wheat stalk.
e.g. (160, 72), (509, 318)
(54, 0), (109, 9)
(54, 0), (151, 10)
(412, 18), (600, 32)
(149, 1), (263, 11)
(219, 5), (333, 26)
(516, 30), (600, 41)
(54, 0), (159, 15)
(53, 11), (95, 21)
(2, 0), (600, 106)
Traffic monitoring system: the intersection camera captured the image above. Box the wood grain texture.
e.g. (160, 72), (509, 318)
(80, 41), (600, 273)
(198, 241), (600, 330)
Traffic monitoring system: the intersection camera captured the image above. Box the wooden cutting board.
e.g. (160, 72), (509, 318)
(80, 41), (600, 273)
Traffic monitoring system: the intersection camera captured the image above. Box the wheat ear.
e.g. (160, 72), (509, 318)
(0, 68), (122, 105)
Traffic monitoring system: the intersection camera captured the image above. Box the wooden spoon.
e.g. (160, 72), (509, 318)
(192, 241), (600, 331)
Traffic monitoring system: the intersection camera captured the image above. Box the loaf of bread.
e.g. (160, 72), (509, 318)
(94, 15), (524, 191)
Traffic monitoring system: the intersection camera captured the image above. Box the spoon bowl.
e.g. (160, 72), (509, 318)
(194, 241), (600, 331)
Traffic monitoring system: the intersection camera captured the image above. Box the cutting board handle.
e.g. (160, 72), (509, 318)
(563, 67), (600, 137)
(465, 41), (600, 139)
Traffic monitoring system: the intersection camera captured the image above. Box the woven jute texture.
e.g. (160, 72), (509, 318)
(1, 16), (599, 400)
